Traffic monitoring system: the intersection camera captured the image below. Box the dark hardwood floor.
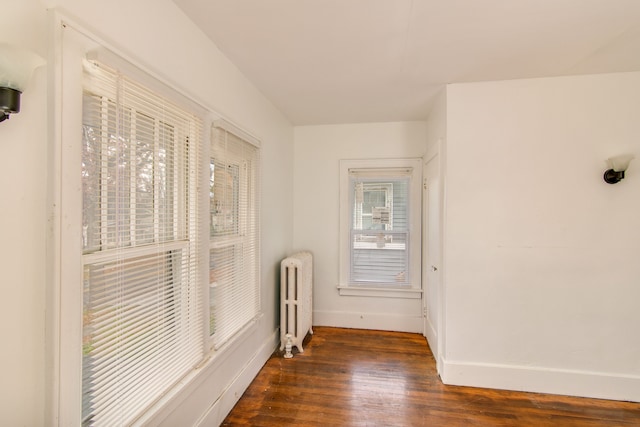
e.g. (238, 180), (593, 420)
(222, 327), (640, 426)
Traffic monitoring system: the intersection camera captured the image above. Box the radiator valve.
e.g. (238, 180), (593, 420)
(284, 334), (293, 359)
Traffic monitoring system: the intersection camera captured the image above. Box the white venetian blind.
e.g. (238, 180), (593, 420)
(209, 120), (261, 349)
(349, 168), (412, 285)
(81, 58), (204, 426)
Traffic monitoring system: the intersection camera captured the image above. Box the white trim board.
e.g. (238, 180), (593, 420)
(423, 317), (438, 362)
(314, 310), (423, 334)
(137, 326), (279, 426)
(441, 359), (640, 403)
(194, 329), (279, 427)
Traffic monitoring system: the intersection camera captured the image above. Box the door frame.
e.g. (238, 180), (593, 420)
(422, 139), (445, 375)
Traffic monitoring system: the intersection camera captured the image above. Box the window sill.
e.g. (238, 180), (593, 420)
(337, 285), (422, 299)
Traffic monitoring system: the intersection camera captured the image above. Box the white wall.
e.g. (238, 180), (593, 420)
(442, 72), (640, 401)
(0, 3), (48, 426)
(293, 122), (427, 332)
(425, 89), (446, 161)
(1, 1), (294, 425)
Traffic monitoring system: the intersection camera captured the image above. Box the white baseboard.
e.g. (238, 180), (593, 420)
(441, 359), (640, 402)
(424, 317), (437, 357)
(314, 310), (423, 333)
(195, 329), (279, 426)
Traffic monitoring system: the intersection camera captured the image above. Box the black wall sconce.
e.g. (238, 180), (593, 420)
(0, 43), (45, 123)
(603, 154), (635, 184)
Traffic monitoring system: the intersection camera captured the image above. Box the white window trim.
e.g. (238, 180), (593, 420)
(338, 158), (423, 299)
(213, 118), (261, 149)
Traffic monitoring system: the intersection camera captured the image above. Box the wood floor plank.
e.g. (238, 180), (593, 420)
(222, 327), (640, 426)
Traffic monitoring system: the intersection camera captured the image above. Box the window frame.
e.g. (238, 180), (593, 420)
(79, 58), (204, 425)
(52, 22), (213, 425)
(338, 158), (423, 299)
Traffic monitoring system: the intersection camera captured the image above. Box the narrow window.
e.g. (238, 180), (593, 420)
(339, 159), (422, 296)
(209, 121), (261, 349)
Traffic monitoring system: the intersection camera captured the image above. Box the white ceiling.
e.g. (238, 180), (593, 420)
(172, 0), (640, 125)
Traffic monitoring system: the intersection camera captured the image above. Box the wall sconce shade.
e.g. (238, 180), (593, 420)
(0, 43), (45, 123)
(0, 88), (20, 122)
(603, 154), (635, 184)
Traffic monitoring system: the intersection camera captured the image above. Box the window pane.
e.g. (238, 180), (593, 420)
(82, 94), (104, 253)
(158, 120), (176, 242)
(83, 101), (183, 252)
(134, 112), (155, 245)
(209, 243), (260, 340)
(81, 96), (134, 252)
(350, 176), (410, 285)
(354, 182), (394, 231)
(210, 159), (239, 237)
(82, 250), (183, 425)
(351, 231), (408, 284)
(209, 245), (238, 337)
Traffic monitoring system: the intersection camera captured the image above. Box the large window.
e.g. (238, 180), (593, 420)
(55, 25), (263, 425)
(209, 121), (261, 349)
(339, 159), (422, 298)
(80, 58), (203, 425)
